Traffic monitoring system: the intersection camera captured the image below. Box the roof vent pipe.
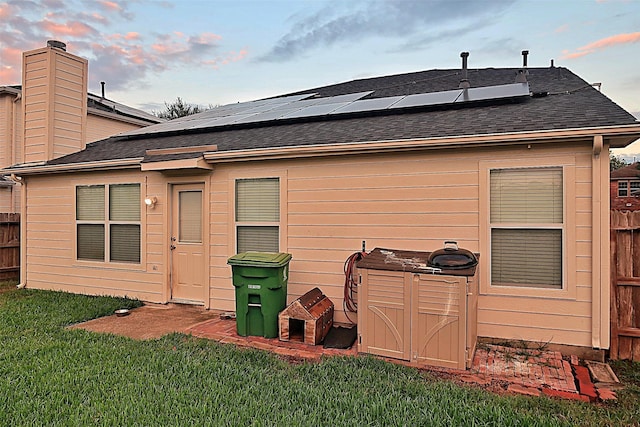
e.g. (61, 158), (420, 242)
(47, 40), (66, 51)
(459, 52), (470, 89)
(516, 49), (529, 83)
(100, 81), (106, 99)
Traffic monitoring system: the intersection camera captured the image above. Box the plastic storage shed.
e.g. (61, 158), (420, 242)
(356, 247), (478, 370)
(227, 252), (292, 338)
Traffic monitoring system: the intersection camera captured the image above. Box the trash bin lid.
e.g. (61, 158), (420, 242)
(227, 251), (292, 267)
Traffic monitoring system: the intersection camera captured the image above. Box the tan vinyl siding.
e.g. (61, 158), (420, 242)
(22, 52), (50, 163)
(204, 141), (596, 347)
(22, 46), (87, 163)
(0, 95), (12, 212)
(0, 94), (21, 212)
(85, 114), (142, 144)
(24, 139), (599, 348)
(0, 95), (10, 168)
(50, 52), (86, 158)
(24, 171), (166, 302)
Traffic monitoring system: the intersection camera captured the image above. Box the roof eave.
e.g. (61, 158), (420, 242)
(203, 124), (640, 163)
(0, 86), (21, 97)
(87, 107), (162, 126)
(3, 158), (143, 175)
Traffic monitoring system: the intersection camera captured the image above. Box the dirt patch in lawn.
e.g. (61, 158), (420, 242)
(69, 303), (221, 340)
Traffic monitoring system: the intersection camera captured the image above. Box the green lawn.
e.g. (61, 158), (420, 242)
(1, 281), (638, 426)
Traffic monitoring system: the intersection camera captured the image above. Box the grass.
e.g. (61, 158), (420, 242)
(1, 281), (639, 426)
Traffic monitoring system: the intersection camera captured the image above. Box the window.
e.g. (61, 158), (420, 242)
(489, 168), (563, 289)
(618, 180), (640, 197)
(235, 178), (279, 253)
(76, 184), (141, 263)
(179, 190), (202, 243)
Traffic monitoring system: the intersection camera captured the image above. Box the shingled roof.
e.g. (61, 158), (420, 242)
(13, 66), (640, 169)
(611, 162), (640, 180)
(0, 85), (162, 126)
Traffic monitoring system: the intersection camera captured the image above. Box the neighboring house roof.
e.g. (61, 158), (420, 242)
(7, 66), (640, 172)
(611, 163), (640, 180)
(0, 85), (162, 126)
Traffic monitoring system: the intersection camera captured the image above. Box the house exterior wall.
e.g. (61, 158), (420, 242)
(0, 93), (22, 211)
(21, 138), (603, 349)
(85, 115), (142, 144)
(23, 171), (166, 301)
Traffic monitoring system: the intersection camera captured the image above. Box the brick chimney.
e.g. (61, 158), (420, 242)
(21, 41), (88, 163)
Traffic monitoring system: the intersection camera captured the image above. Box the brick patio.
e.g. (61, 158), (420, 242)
(471, 344), (577, 394)
(186, 314), (357, 360)
(74, 303), (611, 401)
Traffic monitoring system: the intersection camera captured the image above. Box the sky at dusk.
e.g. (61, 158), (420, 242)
(1, 0), (639, 152)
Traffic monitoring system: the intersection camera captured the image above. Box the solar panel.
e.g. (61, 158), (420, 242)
(310, 91), (373, 105)
(281, 102), (351, 119)
(390, 89), (463, 109)
(330, 96), (404, 114)
(455, 83), (529, 103)
(233, 104), (310, 124)
(186, 113), (257, 129)
(118, 83), (530, 138)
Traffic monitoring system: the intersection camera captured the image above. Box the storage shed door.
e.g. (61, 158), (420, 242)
(412, 274), (467, 369)
(359, 269), (411, 360)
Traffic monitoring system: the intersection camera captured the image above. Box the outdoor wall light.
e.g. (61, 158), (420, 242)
(144, 196), (158, 207)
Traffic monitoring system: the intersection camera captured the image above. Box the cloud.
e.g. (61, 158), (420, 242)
(555, 24), (569, 33)
(257, 0), (516, 62)
(391, 16), (498, 54)
(0, 0), (248, 90)
(562, 31), (640, 59)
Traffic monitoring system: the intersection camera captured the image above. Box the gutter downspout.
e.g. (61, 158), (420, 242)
(591, 134), (609, 349)
(7, 174), (26, 289)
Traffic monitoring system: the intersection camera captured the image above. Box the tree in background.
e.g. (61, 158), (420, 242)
(610, 150), (628, 171)
(154, 97), (203, 120)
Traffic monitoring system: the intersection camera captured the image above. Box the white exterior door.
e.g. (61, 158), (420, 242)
(170, 184), (205, 303)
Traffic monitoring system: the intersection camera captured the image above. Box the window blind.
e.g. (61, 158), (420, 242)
(491, 229), (562, 288)
(77, 224), (105, 260)
(109, 184), (140, 221)
(490, 167), (563, 289)
(490, 168), (562, 223)
(236, 178), (279, 222)
(77, 185), (105, 220)
(179, 191), (202, 243)
(237, 226), (279, 253)
(110, 224), (140, 262)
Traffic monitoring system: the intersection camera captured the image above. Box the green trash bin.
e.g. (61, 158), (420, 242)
(227, 252), (292, 338)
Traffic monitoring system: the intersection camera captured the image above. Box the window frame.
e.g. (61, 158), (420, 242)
(479, 158), (576, 299)
(229, 171), (287, 255)
(618, 180), (640, 197)
(75, 182), (142, 266)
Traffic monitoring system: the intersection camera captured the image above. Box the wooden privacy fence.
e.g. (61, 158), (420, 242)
(0, 213), (20, 281)
(610, 210), (640, 361)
